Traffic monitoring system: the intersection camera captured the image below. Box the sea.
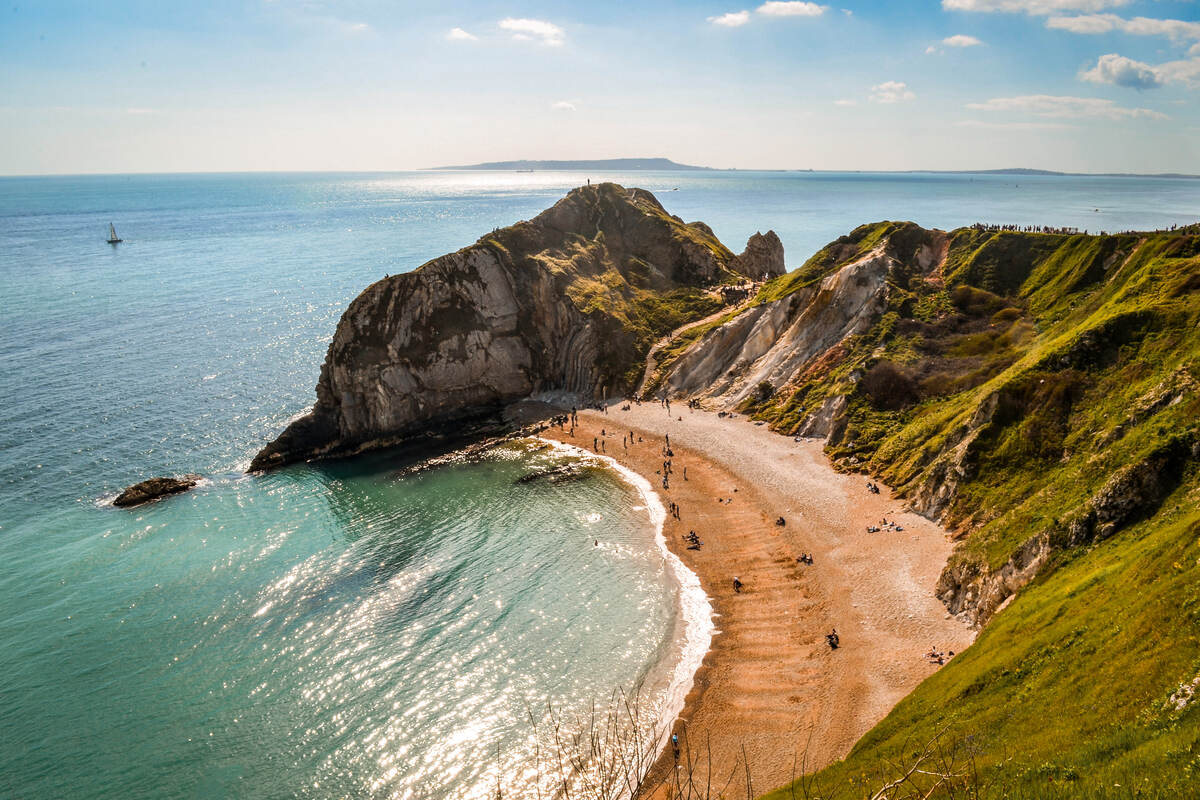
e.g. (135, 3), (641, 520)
(1, 170), (1196, 799)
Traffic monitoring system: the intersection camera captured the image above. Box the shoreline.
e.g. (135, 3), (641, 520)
(540, 438), (717, 781)
(541, 405), (975, 799)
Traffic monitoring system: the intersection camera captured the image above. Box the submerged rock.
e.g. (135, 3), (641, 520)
(515, 463), (590, 485)
(251, 183), (764, 471)
(113, 475), (200, 507)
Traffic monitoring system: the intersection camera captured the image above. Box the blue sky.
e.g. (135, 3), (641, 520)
(2, 0), (1198, 173)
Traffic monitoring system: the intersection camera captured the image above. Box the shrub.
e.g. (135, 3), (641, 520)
(862, 361), (918, 410)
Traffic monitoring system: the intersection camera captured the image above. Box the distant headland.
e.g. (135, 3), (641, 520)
(427, 157), (713, 171)
(424, 159), (1196, 178)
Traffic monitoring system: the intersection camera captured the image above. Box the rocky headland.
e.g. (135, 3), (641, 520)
(250, 183), (781, 470)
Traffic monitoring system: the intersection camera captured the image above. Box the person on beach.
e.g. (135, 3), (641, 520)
(593, 437), (598, 451)
(733, 576), (743, 593)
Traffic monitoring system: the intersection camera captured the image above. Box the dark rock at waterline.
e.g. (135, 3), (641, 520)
(113, 475), (200, 507)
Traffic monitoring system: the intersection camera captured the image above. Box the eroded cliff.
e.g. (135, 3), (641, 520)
(251, 183), (770, 470)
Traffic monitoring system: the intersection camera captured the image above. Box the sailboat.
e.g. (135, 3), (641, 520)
(106, 223), (122, 245)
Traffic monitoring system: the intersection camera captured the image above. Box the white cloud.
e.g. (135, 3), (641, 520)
(1045, 13), (1116, 33)
(1047, 14), (1200, 41)
(1192, 43), (1200, 58)
(842, 8), (853, 15)
(1080, 52), (1200, 90)
(446, 27), (478, 42)
(926, 45), (939, 54)
(709, 10), (751, 26)
(757, 1), (826, 17)
(498, 17), (565, 46)
(967, 94), (1167, 119)
(710, 3), (826, 28)
(551, 100), (576, 111)
(1156, 56), (1200, 89)
(942, 0), (1131, 14)
(833, 98), (858, 106)
(943, 34), (983, 46)
(870, 81), (916, 103)
(1080, 53), (1161, 89)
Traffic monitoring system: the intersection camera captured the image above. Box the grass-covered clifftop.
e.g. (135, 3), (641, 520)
(495, 184), (745, 389)
(740, 222), (1200, 797)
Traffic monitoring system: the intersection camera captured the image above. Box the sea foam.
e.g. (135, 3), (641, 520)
(539, 438), (716, 763)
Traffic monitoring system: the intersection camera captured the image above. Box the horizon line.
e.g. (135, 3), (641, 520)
(3, 167), (1199, 180)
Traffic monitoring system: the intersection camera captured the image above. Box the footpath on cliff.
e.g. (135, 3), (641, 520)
(542, 404), (974, 800)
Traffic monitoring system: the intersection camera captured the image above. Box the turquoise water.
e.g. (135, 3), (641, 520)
(1, 170), (1197, 798)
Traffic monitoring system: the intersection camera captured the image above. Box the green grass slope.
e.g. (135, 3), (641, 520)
(749, 223), (1200, 797)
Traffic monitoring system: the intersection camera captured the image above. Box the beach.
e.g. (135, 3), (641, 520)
(542, 404), (975, 798)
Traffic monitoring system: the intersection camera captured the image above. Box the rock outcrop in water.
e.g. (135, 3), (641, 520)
(252, 184), (773, 470)
(113, 475), (200, 507)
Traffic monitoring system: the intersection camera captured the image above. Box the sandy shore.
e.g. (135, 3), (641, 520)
(541, 404), (974, 799)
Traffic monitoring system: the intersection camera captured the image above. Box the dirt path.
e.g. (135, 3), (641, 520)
(542, 406), (974, 799)
(636, 301), (748, 399)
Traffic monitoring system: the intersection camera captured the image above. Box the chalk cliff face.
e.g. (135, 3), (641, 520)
(251, 183), (763, 470)
(662, 247), (896, 409)
(658, 223), (944, 413)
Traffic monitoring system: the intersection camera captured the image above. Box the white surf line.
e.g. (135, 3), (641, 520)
(538, 438), (717, 770)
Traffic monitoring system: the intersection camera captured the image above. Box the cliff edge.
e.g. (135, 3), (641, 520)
(251, 183), (775, 470)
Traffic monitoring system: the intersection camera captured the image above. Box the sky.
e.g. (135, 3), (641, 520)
(2, 0), (1198, 174)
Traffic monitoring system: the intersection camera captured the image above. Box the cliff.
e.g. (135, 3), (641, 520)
(251, 183), (770, 470)
(657, 221), (1200, 626)
(644, 219), (1200, 797)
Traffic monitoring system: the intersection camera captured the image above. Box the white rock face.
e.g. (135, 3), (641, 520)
(664, 247), (893, 407)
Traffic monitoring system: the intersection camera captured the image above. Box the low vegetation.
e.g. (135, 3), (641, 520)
(734, 224), (1200, 797)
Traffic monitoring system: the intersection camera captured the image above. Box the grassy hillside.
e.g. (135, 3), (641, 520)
(746, 223), (1200, 797)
